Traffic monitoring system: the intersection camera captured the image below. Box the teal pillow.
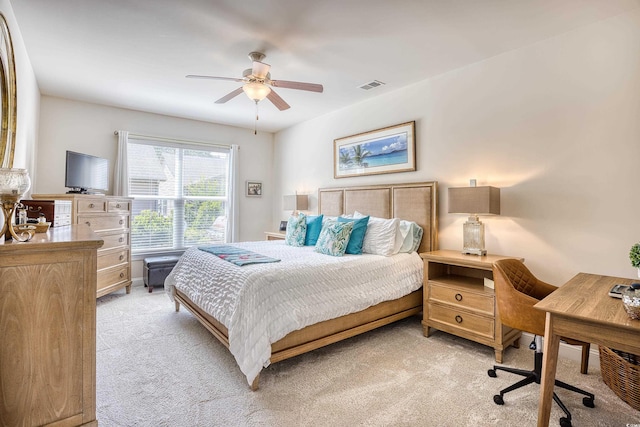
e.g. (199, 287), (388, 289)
(338, 215), (370, 255)
(285, 213), (307, 247)
(304, 214), (324, 246)
(314, 221), (354, 257)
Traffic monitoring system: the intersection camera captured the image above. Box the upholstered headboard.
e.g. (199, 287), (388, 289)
(318, 181), (438, 253)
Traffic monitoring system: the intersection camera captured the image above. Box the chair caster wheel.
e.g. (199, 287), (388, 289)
(493, 394), (504, 405)
(559, 416), (572, 427)
(583, 397), (595, 408)
(488, 369), (497, 378)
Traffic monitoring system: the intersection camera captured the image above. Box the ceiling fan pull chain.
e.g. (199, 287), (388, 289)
(254, 100), (259, 135)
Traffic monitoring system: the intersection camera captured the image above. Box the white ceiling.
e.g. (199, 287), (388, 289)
(10, 0), (639, 133)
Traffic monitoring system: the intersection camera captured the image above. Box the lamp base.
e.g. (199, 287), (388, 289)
(462, 248), (487, 256)
(1, 200), (33, 242)
(461, 215), (486, 257)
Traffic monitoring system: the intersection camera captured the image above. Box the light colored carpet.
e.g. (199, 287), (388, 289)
(96, 285), (640, 427)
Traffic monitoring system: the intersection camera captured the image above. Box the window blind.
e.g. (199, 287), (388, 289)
(126, 137), (230, 254)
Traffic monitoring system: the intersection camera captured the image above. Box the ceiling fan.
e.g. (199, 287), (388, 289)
(186, 52), (323, 111)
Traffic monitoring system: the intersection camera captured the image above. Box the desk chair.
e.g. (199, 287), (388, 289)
(487, 259), (595, 427)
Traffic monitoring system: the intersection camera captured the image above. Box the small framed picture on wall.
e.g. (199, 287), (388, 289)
(246, 181), (262, 197)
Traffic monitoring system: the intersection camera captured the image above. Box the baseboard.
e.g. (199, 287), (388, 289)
(132, 277), (145, 287)
(521, 332), (600, 370)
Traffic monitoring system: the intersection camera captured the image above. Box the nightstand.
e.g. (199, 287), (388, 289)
(265, 231), (286, 241)
(421, 250), (523, 363)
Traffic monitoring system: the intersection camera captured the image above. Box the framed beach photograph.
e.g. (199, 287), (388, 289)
(246, 180), (262, 197)
(333, 121), (416, 179)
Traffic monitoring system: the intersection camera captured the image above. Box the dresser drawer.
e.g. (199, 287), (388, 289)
(428, 303), (494, 339)
(97, 264), (130, 292)
(78, 214), (129, 232)
(429, 282), (494, 315)
(99, 232), (129, 251)
(77, 199), (107, 213)
(98, 248), (129, 270)
(108, 200), (130, 213)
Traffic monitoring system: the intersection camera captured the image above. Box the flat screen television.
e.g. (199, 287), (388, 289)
(65, 150), (109, 194)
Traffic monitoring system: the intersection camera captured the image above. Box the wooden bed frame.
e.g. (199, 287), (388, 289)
(173, 181), (438, 390)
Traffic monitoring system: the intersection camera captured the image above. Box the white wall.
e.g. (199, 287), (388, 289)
(35, 96), (274, 243)
(0, 0), (39, 172)
(274, 8), (640, 285)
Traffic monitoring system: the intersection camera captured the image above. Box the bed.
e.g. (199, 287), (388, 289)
(166, 181), (438, 390)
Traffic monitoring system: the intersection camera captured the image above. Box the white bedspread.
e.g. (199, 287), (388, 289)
(165, 240), (423, 385)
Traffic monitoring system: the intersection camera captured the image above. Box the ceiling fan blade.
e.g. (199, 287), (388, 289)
(252, 61), (271, 79)
(270, 80), (323, 93)
(186, 74), (244, 82)
(215, 87), (244, 104)
(266, 89), (290, 111)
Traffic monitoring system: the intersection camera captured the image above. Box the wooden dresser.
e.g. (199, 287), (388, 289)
(421, 250), (523, 363)
(33, 194), (133, 298)
(0, 225), (102, 426)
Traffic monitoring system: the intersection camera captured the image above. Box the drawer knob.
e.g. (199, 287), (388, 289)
(116, 203), (121, 208)
(455, 315), (463, 324)
(119, 237), (124, 243)
(455, 293), (463, 302)
(119, 219), (124, 225)
(119, 255), (124, 261)
(119, 272), (125, 279)
(85, 221), (91, 227)
(89, 203), (94, 208)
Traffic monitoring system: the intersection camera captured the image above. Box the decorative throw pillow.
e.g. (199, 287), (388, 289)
(285, 213), (307, 247)
(398, 220), (424, 253)
(314, 221), (354, 257)
(304, 214), (324, 246)
(353, 211), (400, 256)
(338, 215), (369, 255)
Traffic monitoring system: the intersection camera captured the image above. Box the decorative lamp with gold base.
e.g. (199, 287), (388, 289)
(0, 168), (33, 242)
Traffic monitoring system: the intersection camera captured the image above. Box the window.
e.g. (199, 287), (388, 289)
(126, 139), (230, 255)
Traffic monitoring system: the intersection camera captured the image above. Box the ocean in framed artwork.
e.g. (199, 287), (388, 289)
(362, 150), (408, 167)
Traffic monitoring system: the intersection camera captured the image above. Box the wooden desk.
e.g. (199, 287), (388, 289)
(534, 273), (640, 427)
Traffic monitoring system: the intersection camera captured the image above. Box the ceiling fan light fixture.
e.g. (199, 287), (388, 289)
(243, 82), (271, 102)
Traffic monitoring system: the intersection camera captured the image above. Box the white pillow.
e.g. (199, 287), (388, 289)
(354, 211), (399, 256)
(397, 220), (424, 253)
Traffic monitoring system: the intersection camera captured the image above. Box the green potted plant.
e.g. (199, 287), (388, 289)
(630, 243), (640, 278)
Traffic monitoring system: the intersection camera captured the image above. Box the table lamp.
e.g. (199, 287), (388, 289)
(0, 168), (33, 241)
(283, 194), (308, 216)
(448, 181), (500, 256)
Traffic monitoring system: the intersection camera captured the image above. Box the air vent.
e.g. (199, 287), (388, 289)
(358, 80), (386, 90)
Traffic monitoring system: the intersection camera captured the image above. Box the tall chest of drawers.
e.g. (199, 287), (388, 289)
(421, 250), (523, 363)
(33, 194), (133, 298)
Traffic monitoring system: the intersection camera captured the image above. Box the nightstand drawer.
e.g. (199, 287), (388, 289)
(428, 303), (494, 339)
(430, 283), (494, 315)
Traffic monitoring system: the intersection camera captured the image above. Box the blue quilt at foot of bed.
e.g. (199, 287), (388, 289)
(198, 245), (281, 266)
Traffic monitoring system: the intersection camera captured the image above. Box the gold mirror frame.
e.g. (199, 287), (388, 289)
(0, 13), (17, 168)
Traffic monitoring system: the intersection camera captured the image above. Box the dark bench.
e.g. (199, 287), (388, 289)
(143, 255), (181, 293)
